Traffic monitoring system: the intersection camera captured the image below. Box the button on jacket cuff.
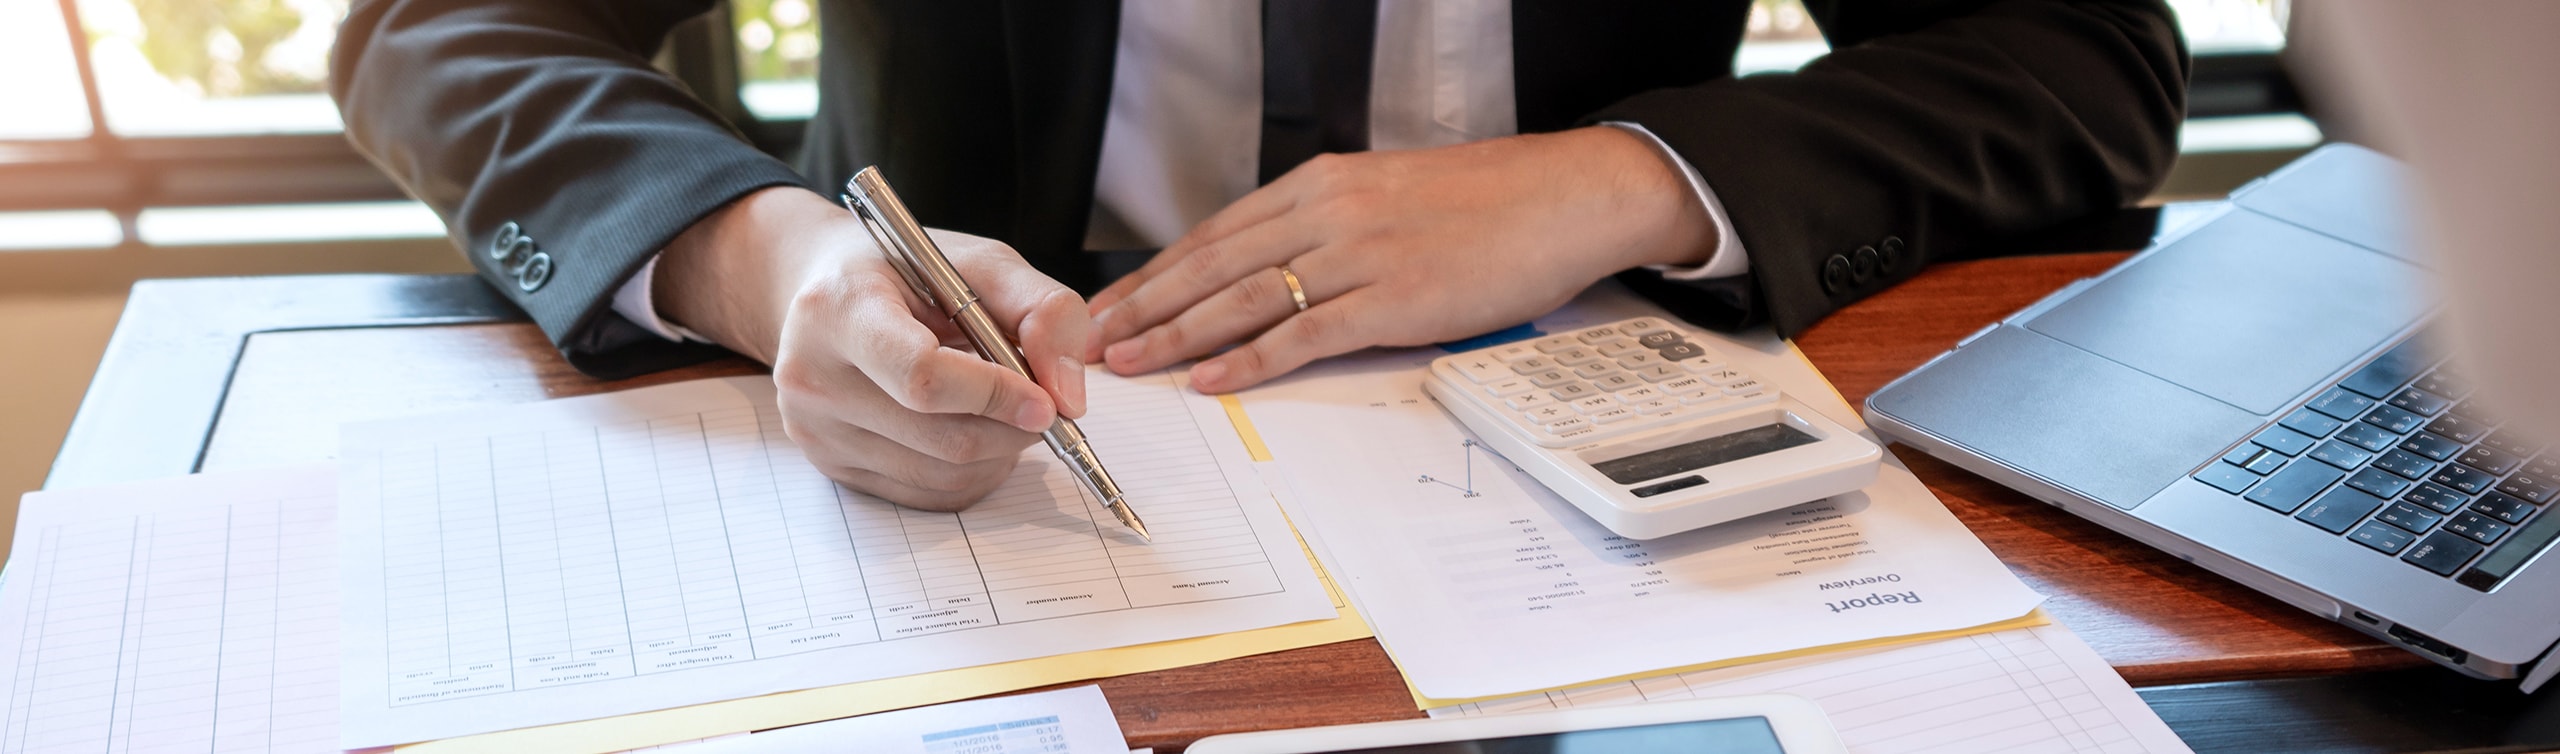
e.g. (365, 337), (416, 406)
(610, 254), (714, 344)
(1602, 121), (1750, 282)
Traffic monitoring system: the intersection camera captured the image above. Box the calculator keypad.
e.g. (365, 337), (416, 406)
(1455, 318), (1776, 446)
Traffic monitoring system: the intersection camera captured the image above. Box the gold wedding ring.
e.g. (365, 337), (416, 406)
(1277, 264), (1310, 312)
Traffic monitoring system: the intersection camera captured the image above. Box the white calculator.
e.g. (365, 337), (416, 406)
(1424, 317), (1883, 539)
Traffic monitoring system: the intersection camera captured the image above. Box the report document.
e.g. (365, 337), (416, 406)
(336, 372), (1333, 747)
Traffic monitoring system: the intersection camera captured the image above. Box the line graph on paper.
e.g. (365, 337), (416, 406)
(1416, 439), (1524, 499)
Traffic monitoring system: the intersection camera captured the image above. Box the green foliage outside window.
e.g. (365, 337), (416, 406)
(122, 0), (317, 97)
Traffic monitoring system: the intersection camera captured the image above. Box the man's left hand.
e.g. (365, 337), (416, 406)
(1086, 125), (1716, 393)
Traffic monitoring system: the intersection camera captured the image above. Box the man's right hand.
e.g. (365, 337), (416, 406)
(654, 187), (1093, 511)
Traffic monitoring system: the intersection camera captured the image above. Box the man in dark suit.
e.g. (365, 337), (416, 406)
(331, 1), (2186, 510)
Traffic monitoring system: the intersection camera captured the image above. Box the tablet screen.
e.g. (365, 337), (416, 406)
(1312, 715), (1787, 753)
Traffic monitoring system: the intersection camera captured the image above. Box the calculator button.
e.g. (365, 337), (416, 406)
(1679, 389), (1731, 406)
(1484, 378), (1534, 397)
(1552, 425), (1598, 444)
(1592, 373), (1641, 392)
(1703, 368), (1750, 385)
(1619, 319), (1665, 334)
(1638, 365), (1684, 382)
(1528, 370), (1574, 387)
(1554, 347), (1602, 366)
(1454, 358), (1510, 384)
(1543, 416), (1590, 434)
(1657, 342), (1706, 361)
(1490, 344), (1539, 363)
(1526, 405), (1573, 424)
(1534, 336), (1579, 353)
(1592, 407), (1638, 424)
(1570, 395), (1619, 414)
(1550, 383), (1594, 400)
(1637, 331), (1683, 349)
(1681, 357), (1726, 374)
(1731, 388), (1777, 406)
(1617, 386), (1663, 402)
(1572, 362), (1619, 379)
(1660, 376), (1708, 393)
(1631, 398), (1678, 414)
(1577, 328), (1619, 344)
(1509, 357), (1555, 374)
(1616, 351), (1663, 369)
(1504, 392), (1553, 411)
(1596, 340), (1641, 357)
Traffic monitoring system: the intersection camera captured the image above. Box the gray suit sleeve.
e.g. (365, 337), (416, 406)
(330, 0), (812, 378)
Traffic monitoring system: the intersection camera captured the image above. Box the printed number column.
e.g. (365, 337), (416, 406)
(644, 415), (751, 672)
(751, 404), (882, 656)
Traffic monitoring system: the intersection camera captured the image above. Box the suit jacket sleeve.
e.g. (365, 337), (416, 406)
(330, 0), (811, 379)
(1591, 0), (2188, 337)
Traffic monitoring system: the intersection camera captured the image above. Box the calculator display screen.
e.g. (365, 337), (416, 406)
(1591, 424), (1819, 485)
(1305, 716), (1787, 753)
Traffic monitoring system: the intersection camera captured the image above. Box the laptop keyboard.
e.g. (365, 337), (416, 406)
(2191, 338), (2559, 591)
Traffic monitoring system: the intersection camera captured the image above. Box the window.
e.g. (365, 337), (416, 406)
(0, 0), (94, 140)
(77, 0), (350, 136)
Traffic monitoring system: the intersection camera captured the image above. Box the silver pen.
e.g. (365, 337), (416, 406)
(842, 167), (1151, 542)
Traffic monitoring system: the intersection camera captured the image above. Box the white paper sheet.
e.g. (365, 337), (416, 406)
(1431, 624), (2192, 754)
(337, 371), (1335, 747)
(1242, 284), (2045, 699)
(670, 685), (1128, 753)
(0, 465), (339, 753)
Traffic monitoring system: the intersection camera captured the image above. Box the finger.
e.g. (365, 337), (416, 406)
(1187, 290), (1381, 394)
(939, 230), (1094, 419)
(837, 275), (1057, 432)
(1103, 256), (1353, 375)
(1088, 173), (1311, 313)
(1091, 216), (1317, 353)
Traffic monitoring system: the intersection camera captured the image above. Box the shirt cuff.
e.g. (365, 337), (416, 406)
(610, 254), (714, 343)
(1601, 121), (1750, 281)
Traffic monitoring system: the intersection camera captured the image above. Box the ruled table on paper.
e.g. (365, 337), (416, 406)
(0, 465), (339, 754)
(336, 372), (1332, 748)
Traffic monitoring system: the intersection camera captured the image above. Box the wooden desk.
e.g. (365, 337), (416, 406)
(50, 252), (2547, 752)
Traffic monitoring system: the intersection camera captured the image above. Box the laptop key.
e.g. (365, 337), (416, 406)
(2445, 511), (2511, 545)
(2398, 432), (2464, 462)
(2497, 474), (2557, 505)
(2340, 340), (2430, 399)
(2426, 414), (2489, 444)
(2252, 426), (2320, 457)
(2344, 467), (2414, 499)
(2222, 445), (2266, 468)
(2245, 462), (2346, 513)
(2362, 405), (2426, 435)
(2472, 491), (2535, 525)
(2457, 446), (2523, 476)
(2349, 522), (2417, 554)
(2280, 408), (2345, 438)
(2308, 440), (2373, 471)
(2375, 502), (2445, 534)
(2403, 531), (2486, 576)
(2388, 388), (2452, 417)
(2245, 451), (2287, 475)
(2194, 464), (2259, 495)
(2403, 482), (2471, 514)
(2482, 432), (2546, 460)
(2337, 423), (2399, 454)
(2298, 487), (2389, 534)
(2372, 449), (2436, 480)
(2431, 463), (2497, 495)
(2307, 387), (2377, 421)
(2412, 370), (2471, 401)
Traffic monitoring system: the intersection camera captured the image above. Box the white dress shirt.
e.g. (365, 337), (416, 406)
(616, 0), (1746, 342)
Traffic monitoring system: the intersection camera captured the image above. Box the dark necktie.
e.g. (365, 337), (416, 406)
(1259, 0), (1379, 185)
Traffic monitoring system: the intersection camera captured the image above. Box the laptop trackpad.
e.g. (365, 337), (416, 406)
(1872, 327), (2261, 509)
(2025, 210), (2425, 416)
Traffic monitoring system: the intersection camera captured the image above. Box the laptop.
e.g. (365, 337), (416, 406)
(1864, 144), (2560, 687)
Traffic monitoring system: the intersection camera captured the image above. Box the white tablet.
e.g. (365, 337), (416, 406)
(1186, 694), (1846, 754)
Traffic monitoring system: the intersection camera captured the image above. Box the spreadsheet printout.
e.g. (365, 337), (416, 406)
(1243, 284), (2044, 699)
(1432, 624), (2191, 754)
(673, 685), (1129, 754)
(0, 465), (339, 754)
(336, 372), (1333, 747)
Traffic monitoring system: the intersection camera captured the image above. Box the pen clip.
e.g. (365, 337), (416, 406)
(840, 186), (943, 314)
